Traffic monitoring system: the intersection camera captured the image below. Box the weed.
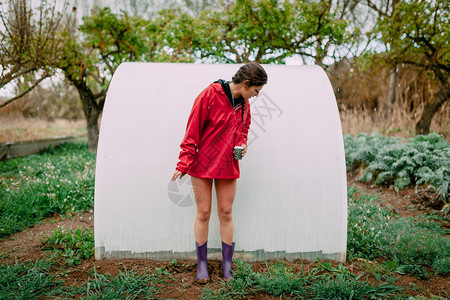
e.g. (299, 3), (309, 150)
(347, 187), (450, 277)
(347, 191), (390, 260)
(41, 226), (94, 266)
(201, 258), (260, 299)
(257, 260), (308, 297)
(169, 259), (179, 267)
(311, 272), (402, 299)
(202, 259), (403, 299)
(0, 259), (69, 299)
(80, 264), (170, 299)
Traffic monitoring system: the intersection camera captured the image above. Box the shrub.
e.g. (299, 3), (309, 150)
(344, 133), (450, 207)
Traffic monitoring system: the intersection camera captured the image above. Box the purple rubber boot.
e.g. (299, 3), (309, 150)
(196, 241), (210, 284)
(222, 241), (235, 280)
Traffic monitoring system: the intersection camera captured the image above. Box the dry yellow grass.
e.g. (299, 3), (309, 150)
(340, 108), (449, 139)
(0, 114), (86, 144)
(1, 108), (448, 144)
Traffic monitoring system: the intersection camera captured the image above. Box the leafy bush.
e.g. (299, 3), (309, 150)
(344, 133), (450, 208)
(0, 142), (95, 238)
(41, 227), (94, 266)
(343, 133), (400, 170)
(347, 187), (450, 277)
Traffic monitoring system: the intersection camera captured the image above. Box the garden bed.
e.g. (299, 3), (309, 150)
(1, 138), (449, 299)
(0, 187), (448, 299)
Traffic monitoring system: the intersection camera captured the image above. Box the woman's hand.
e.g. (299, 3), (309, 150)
(171, 170), (185, 181)
(241, 144), (248, 157)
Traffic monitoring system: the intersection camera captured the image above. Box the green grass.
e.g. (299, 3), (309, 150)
(0, 142), (95, 239)
(80, 264), (171, 299)
(347, 186), (450, 278)
(202, 259), (403, 299)
(0, 259), (69, 299)
(0, 260), (171, 300)
(1, 139), (449, 298)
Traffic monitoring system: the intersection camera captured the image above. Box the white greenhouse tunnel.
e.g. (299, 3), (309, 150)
(94, 63), (347, 262)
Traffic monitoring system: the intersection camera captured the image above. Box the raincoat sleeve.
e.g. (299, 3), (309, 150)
(176, 88), (210, 173)
(236, 100), (251, 146)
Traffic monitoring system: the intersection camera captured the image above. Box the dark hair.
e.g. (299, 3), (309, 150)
(232, 62), (268, 87)
(232, 62), (268, 130)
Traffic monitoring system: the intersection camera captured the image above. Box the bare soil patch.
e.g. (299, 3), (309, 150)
(0, 211), (93, 265)
(348, 176), (450, 230)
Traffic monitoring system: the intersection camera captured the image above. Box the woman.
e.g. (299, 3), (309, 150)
(171, 62), (268, 283)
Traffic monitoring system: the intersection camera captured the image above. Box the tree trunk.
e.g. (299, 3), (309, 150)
(384, 65), (399, 118)
(86, 111), (100, 151)
(72, 79), (102, 152)
(415, 84), (450, 135)
(389, 66), (399, 106)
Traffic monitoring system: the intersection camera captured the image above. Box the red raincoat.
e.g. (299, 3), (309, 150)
(176, 82), (251, 179)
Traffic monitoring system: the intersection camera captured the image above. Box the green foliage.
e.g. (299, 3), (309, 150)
(61, 6), (194, 87)
(312, 261), (402, 299)
(344, 133), (450, 205)
(343, 133), (400, 170)
(376, 0), (450, 80)
(163, 0), (355, 64)
(0, 260), (67, 299)
(41, 227), (94, 266)
(0, 142), (95, 239)
(80, 264), (170, 299)
(256, 260), (309, 297)
(202, 259), (260, 299)
(202, 258), (403, 299)
(347, 192), (390, 260)
(0, 260), (170, 299)
(347, 187), (450, 277)
(379, 219), (450, 278)
(374, 0), (450, 135)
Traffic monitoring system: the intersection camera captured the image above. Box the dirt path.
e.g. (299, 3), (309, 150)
(0, 211), (94, 265)
(0, 185), (449, 299)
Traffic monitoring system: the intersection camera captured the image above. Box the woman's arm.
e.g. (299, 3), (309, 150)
(174, 88), (211, 177)
(238, 101), (251, 157)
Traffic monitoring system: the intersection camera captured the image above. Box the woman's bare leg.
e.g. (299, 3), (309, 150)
(191, 176), (213, 245)
(215, 179), (237, 244)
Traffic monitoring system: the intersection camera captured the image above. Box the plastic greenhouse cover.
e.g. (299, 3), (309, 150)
(94, 63), (347, 262)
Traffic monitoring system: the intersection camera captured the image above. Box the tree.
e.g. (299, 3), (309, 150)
(162, 0), (355, 66)
(0, 0), (70, 107)
(56, 7), (193, 151)
(1, 0), (361, 150)
(55, 7), (149, 151)
(376, 0), (450, 134)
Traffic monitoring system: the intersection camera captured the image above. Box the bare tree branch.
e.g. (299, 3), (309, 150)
(0, 74), (50, 108)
